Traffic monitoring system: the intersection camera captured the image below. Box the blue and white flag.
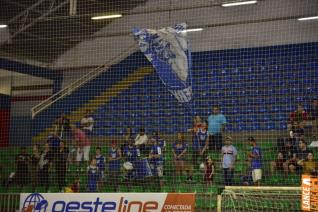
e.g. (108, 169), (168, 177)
(133, 23), (192, 103)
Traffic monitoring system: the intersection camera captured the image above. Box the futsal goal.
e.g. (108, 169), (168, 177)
(219, 186), (301, 212)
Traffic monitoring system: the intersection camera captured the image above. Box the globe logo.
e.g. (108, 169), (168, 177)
(22, 193), (48, 212)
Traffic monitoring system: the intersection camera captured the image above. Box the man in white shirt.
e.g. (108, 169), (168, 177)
(81, 110), (94, 136)
(135, 128), (148, 155)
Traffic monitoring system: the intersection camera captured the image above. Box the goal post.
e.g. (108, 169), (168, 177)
(219, 186), (301, 212)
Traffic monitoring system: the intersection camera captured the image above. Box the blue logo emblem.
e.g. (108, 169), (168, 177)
(22, 193), (48, 212)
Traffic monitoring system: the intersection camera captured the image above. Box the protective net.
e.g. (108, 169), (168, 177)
(0, 0), (318, 211)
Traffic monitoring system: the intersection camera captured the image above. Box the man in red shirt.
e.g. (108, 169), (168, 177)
(72, 125), (91, 172)
(288, 104), (307, 132)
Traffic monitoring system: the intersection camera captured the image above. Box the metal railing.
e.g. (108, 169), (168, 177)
(0, 193), (20, 212)
(31, 44), (138, 118)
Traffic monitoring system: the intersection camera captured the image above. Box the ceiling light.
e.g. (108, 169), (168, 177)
(297, 16), (318, 21)
(222, 1), (257, 7)
(181, 28), (203, 33)
(0, 24), (8, 29)
(91, 14), (122, 20)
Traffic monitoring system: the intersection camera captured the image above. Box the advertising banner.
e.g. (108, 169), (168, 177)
(20, 192), (195, 212)
(301, 175), (318, 211)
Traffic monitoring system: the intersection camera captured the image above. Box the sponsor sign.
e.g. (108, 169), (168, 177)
(20, 192), (195, 212)
(301, 175), (318, 211)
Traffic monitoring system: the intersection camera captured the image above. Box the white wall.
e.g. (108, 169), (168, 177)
(53, 0), (318, 69)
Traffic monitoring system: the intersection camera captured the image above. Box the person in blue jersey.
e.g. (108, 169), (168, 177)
(123, 137), (140, 188)
(149, 138), (164, 188)
(152, 131), (166, 152)
(108, 140), (122, 191)
(192, 121), (209, 167)
(173, 132), (193, 182)
(208, 106), (227, 151)
(87, 158), (99, 192)
(248, 137), (262, 186)
(95, 147), (105, 191)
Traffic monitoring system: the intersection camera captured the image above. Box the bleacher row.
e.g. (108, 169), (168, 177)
(33, 42), (318, 137)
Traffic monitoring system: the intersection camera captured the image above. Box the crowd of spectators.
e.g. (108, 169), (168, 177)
(4, 100), (318, 192)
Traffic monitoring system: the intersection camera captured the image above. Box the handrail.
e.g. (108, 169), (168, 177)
(31, 44), (138, 118)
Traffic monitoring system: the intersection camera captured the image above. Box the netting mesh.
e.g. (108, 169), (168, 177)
(0, 0), (318, 210)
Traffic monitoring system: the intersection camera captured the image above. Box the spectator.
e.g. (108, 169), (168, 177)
(122, 127), (133, 153)
(87, 159), (99, 192)
(81, 109), (94, 136)
(302, 153), (318, 175)
(307, 99), (318, 136)
(248, 137), (262, 186)
(72, 125), (91, 172)
(108, 140), (121, 192)
(288, 104), (308, 131)
(55, 141), (69, 192)
(192, 120), (209, 167)
(270, 152), (285, 175)
(188, 115), (202, 134)
(15, 147), (30, 191)
(152, 131), (166, 152)
(135, 128), (148, 155)
(54, 113), (71, 141)
(47, 131), (61, 159)
(38, 143), (52, 192)
(70, 177), (80, 192)
(123, 138), (140, 185)
(172, 132), (193, 182)
(95, 147), (105, 191)
(30, 144), (40, 192)
(149, 137), (164, 188)
(203, 156), (214, 187)
(284, 139), (312, 175)
(208, 106), (227, 151)
(221, 136), (237, 186)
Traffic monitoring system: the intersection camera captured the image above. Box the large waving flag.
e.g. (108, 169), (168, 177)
(133, 23), (193, 103)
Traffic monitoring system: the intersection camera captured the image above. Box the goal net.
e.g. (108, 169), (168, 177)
(221, 186), (301, 212)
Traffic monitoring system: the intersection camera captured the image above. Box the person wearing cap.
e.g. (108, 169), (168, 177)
(208, 106), (227, 151)
(221, 136), (237, 186)
(248, 137), (262, 186)
(108, 140), (121, 191)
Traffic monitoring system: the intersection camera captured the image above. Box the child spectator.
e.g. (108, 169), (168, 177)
(172, 132), (193, 182)
(149, 138), (164, 188)
(135, 128), (148, 155)
(221, 136), (237, 186)
(55, 141), (69, 192)
(71, 177), (80, 192)
(108, 140), (121, 191)
(270, 152), (285, 175)
(95, 147), (105, 191)
(38, 143), (52, 192)
(248, 137), (262, 186)
(30, 144), (40, 191)
(15, 147), (30, 191)
(203, 156), (214, 187)
(192, 121), (209, 167)
(87, 158), (99, 192)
